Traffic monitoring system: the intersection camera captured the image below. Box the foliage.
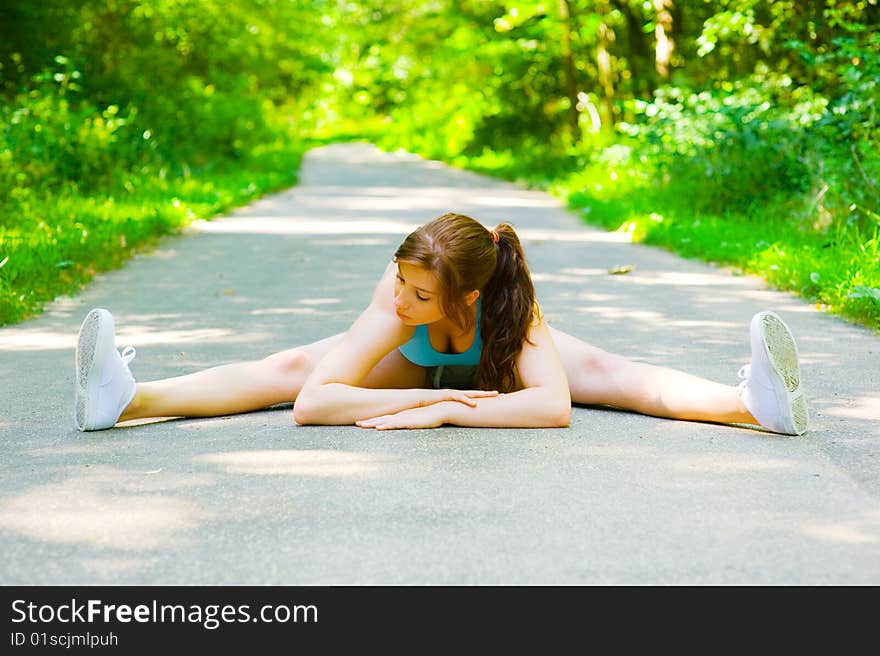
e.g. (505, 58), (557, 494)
(1, 0), (878, 328)
(0, 0), (334, 324)
(327, 0), (879, 328)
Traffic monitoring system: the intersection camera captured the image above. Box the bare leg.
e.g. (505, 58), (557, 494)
(548, 326), (756, 425)
(119, 334), (426, 422)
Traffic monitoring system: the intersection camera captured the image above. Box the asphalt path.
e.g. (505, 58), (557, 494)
(1, 143), (878, 584)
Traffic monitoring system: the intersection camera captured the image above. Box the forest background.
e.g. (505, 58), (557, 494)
(1, 0), (877, 329)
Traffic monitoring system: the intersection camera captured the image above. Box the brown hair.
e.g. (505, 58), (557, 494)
(394, 212), (538, 392)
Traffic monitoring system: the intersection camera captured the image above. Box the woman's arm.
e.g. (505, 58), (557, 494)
(293, 264), (496, 425)
(356, 320), (572, 429)
(291, 308), (418, 425)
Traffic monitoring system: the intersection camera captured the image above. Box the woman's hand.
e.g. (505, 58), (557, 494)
(423, 388), (498, 408)
(354, 390), (498, 430)
(356, 402), (461, 430)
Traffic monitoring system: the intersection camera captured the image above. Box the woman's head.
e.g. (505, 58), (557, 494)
(394, 213), (496, 329)
(394, 212), (537, 392)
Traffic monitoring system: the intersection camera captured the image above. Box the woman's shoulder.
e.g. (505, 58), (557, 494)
(531, 301), (544, 327)
(348, 261), (413, 345)
(368, 260), (398, 312)
(519, 304), (550, 348)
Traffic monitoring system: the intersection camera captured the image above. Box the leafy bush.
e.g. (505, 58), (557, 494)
(1, 57), (142, 200)
(618, 79), (821, 215)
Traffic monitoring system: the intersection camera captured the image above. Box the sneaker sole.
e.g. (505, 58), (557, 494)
(74, 309), (115, 431)
(756, 311), (808, 435)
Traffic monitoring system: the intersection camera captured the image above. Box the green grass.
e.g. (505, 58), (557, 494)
(5, 128), (878, 333)
(589, 202), (880, 327)
(420, 144), (880, 332)
(562, 164), (880, 331)
(0, 140), (314, 326)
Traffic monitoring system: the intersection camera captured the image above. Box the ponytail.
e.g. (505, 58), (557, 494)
(475, 223), (537, 393)
(395, 213), (537, 393)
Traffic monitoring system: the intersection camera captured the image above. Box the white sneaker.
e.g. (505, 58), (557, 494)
(74, 308), (137, 431)
(737, 311), (808, 435)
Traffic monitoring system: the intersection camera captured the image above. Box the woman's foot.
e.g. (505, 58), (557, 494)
(74, 308), (137, 431)
(737, 311), (808, 435)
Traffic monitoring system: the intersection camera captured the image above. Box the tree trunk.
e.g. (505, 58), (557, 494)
(559, 0), (580, 142)
(653, 0), (674, 79)
(596, 1), (616, 130)
(610, 0), (653, 99)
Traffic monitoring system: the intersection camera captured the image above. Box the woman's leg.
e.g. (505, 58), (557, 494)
(119, 334), (343, 421)
(548, 326), (756, 425)
(120, 335), (427, 422)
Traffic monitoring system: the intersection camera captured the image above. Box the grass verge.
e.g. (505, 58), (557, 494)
(0, 140), (315, 326)
(441, 145), (880, 332)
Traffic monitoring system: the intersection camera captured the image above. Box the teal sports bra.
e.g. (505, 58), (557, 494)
(399, 298), (482, 367)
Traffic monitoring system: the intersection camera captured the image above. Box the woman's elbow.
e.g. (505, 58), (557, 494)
(292, 402), (312, 426)
(293, 392), (319, 425)
(544, 393), (571, 427)
(294, 383), (351, 426)
(550, 403), (572, 428)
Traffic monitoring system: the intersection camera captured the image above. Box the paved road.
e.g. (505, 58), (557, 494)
(1, 143), (878, 584)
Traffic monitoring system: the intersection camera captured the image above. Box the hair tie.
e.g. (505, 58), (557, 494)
(490, 229), (500, 244)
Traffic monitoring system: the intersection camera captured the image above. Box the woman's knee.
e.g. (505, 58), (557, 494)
(261, 348), (313, 380)
(571, 347), (631, 403)
(579, 346), (622, 379)
(252, 348), (313, 402)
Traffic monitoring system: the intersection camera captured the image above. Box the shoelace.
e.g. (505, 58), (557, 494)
(736, 364), (750, 391)
(121, 346), (137, 366)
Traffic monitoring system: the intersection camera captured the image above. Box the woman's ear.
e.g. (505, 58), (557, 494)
(464, 289), (480, 306)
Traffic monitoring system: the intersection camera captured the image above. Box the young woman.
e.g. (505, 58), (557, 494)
(74, 212), (808, 435)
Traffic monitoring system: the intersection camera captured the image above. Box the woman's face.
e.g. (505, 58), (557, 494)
(393, 262), (446, 326)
